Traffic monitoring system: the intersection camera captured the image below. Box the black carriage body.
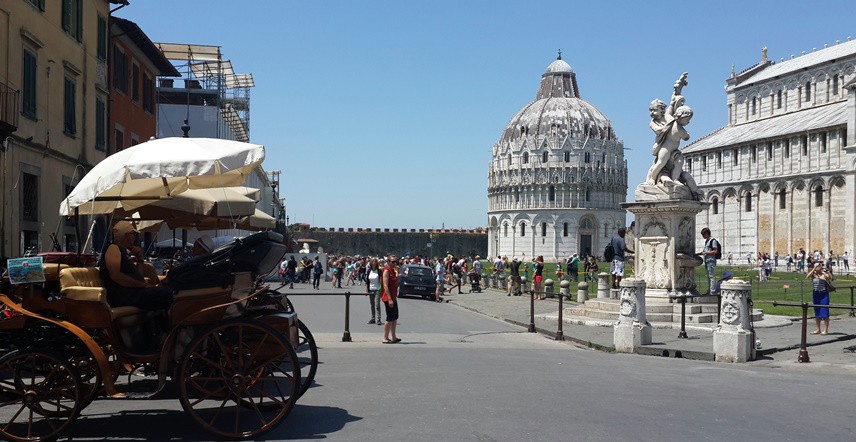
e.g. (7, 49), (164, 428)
(168, 232), (286, 290)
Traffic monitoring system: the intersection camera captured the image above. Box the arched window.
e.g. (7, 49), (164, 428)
(507, 154), (512, 166)
(585, 189), (591, 202)
(745, 192), (752, 212)
(779, 189), (786, 210)
(805, 82), (811, 101)
(523, 152), (529, 164)
(563, 222), (568, 237)
(504, 224), (508, 237)
(541, 222), (547, 237)
(542, 151), (548, 163)
(548, 185), (555, 202)
(520, 222), (526, 237)
(584, 152), (591, 164)
(712, 197), (719, 215)
(564, 151), (570, 162)
(815, 186), (824, 207)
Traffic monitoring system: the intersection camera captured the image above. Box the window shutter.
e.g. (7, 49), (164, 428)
(62, 0), (71, 31)
(75, 0), (83, 42)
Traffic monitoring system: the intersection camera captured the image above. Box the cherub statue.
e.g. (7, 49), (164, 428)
(645, 72), (701, 197)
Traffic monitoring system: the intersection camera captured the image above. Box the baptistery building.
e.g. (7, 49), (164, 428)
(487, 55), (628, 260)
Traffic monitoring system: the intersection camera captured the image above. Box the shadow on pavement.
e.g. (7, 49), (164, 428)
(72, 409), (210, 440)
(262, 404), (362, 440)
(71, 404), (361, 441)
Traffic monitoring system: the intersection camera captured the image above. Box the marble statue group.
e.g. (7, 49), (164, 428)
(645, 72), (702, 199)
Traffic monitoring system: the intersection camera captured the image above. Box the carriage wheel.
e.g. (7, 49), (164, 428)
(295, 320), (317, 399)
(256, 319), (317, 407)
(0, 350), (82, 442)
(178, 319), (300, 440)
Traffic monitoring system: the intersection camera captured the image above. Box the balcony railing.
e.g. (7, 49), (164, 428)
(0, 81), (20, 135)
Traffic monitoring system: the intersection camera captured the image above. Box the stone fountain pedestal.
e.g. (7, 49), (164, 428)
(622, 182), (709, 303)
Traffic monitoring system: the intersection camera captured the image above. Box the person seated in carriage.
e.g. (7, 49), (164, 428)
(100, 221), (174, 312)
(190, 234), (215, 258)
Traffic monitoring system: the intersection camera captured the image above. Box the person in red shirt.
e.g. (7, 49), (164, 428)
(382, 255), (401, 344)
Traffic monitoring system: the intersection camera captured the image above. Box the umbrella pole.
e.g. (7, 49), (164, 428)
(74, 207), (82, 256)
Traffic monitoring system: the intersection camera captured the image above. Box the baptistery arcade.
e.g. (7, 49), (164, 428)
(487, 55), (628, 260)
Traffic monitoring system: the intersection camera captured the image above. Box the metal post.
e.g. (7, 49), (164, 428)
(528, 290), (536, 333)
(342, 292), (352, 342)
(850, 287), (855, 317)
(556, 291), (564, 341)
(798, 302), (810, 363)
(678, 295), (688, 339)
(799, 280), (804, 303)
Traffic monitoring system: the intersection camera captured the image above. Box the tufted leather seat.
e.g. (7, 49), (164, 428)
(59, 267), (149, 329)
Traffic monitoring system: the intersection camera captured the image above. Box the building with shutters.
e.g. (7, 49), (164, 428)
(0, 0), (127, 257)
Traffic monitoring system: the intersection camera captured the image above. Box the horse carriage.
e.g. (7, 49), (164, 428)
(0, 138), (317, 441)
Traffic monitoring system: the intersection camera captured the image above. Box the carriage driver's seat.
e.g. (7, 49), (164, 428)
(59, 267), (150, 330)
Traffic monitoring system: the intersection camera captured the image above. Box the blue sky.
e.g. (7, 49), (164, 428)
(121, 0), (855, 229)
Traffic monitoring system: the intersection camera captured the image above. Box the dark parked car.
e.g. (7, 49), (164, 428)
(398, 264), (437, 300)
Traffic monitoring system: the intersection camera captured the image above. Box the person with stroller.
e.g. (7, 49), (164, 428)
(586, 257), (599, 282)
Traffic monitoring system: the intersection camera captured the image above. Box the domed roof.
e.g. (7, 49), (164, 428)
(545, 58), (573, 74)
(497, 55), (616, 146)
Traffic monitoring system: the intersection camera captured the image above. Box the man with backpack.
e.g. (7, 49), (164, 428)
(608, 227), (632, 289)
(699, 227), (721, 295)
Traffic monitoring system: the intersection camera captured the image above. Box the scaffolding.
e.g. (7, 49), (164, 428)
(153, 42), (254, 142)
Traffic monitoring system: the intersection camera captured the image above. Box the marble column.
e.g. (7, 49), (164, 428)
(788, 188), (793, 255)
(806, 187), (812, 251)
(614, 278), (652, 353)
(713, 279), (755, 362)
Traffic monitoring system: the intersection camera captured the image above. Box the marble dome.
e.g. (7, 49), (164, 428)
(498, 57), (615, 147)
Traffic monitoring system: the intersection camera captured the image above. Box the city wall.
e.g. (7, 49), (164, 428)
(292, 225), (487, 258)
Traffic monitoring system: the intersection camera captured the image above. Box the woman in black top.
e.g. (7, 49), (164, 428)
(100, 221), (173, 311)
(534, 256), (544, 300)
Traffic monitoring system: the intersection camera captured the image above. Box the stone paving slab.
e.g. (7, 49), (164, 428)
(445, 287), (856, 367)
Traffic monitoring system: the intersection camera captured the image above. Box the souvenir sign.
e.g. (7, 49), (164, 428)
(6, 257), (46, 285)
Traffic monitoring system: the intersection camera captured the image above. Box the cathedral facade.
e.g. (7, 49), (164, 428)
(487, 55), (628, 261)
(683, 40), (856, 259)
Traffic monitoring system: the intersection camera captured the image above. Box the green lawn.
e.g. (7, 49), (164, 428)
(480, 261), (856, 317)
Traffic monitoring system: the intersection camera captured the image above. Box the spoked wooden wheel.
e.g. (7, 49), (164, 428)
(178, 319), (301, 440)
(295, 320), (317, 399)
(0, 350), (82, 442)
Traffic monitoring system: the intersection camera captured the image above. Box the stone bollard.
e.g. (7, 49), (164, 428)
(544, 279), (555, 298)
(498, 274), (507, 292)
(520, 276), (528, 294)
(483, 272), (492, 289)
(713, 280), (756, 362)
(597, 272), (610, 299)
(577, 281), (589, 303)
(614, 278), (652, 353)
(559, 280), (571, 300)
